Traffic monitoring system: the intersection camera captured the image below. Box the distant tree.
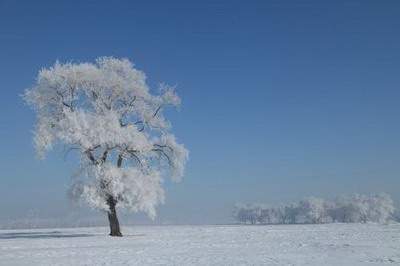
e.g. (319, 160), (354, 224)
(250, 205), (262, 225)
(233, 193), (397, 225)
(282, 204), (299, 224)
(260, 206), (283, 224)
(233, 204), (248, 224)
(296, 197), (327, 224)
(258, 206), (272, 224)
(233, 204), (262, 224)
(366, 193), (395, 223)
(334, 195), (369, 223)
(24, 57), (188, 236)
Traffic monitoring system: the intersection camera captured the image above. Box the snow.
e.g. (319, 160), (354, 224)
(1, 224), (399, 265)
(24, 57), (189, 221)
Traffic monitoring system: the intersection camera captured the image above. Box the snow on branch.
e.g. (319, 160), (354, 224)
(24, 57), (188, 219)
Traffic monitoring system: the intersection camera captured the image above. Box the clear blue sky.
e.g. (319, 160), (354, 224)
(1, 0), (399, 225)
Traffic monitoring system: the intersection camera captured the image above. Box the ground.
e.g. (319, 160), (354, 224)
(0, 223), (399, 265)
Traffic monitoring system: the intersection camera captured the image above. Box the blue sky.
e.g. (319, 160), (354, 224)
(1, 0), (400, 225)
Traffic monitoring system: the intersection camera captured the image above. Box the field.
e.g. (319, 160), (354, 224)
(0, 223), (399, 265)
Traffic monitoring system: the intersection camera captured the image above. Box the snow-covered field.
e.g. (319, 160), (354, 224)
(0, 223), (399, 265)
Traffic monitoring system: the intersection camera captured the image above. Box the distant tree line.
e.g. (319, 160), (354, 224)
(233, 194), (397, 225)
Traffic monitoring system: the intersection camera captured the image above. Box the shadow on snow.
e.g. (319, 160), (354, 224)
(0, 231), (93, 239)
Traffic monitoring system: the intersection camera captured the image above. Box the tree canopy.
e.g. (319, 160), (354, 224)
(24, 57), (188, 219)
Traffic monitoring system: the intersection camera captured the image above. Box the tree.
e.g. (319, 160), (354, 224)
(297, 197), (327, 224)
(233, 193), (397, 225)
(281, 204), (298, 224)
(233, 204), (262, 224)
(24, 57), (188, 236)
(334, 195), (369, 223)
(366, 193), (395, 223)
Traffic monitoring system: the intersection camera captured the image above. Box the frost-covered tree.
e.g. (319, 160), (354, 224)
(232, 204), (248, 224)
(258, 206), (282, 224)
(24, 57), (188, 236)
(334, 194), (369, 223)
(233, 193), (397, 225)
(366, 193), (395, 223)
(233, 204), (259, 224)
(296, 197), (327, 224)
(281, 204), (299, 224)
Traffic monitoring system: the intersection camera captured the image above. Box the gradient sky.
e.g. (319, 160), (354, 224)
(1, 0), (399, 225)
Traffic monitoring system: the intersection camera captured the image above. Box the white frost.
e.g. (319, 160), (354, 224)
(24, 57), (188, 219)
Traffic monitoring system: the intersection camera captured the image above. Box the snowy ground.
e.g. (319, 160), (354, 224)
(0, 223), (399, 265)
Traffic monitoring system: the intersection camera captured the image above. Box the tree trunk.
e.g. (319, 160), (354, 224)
(107, 196), (122, 237)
